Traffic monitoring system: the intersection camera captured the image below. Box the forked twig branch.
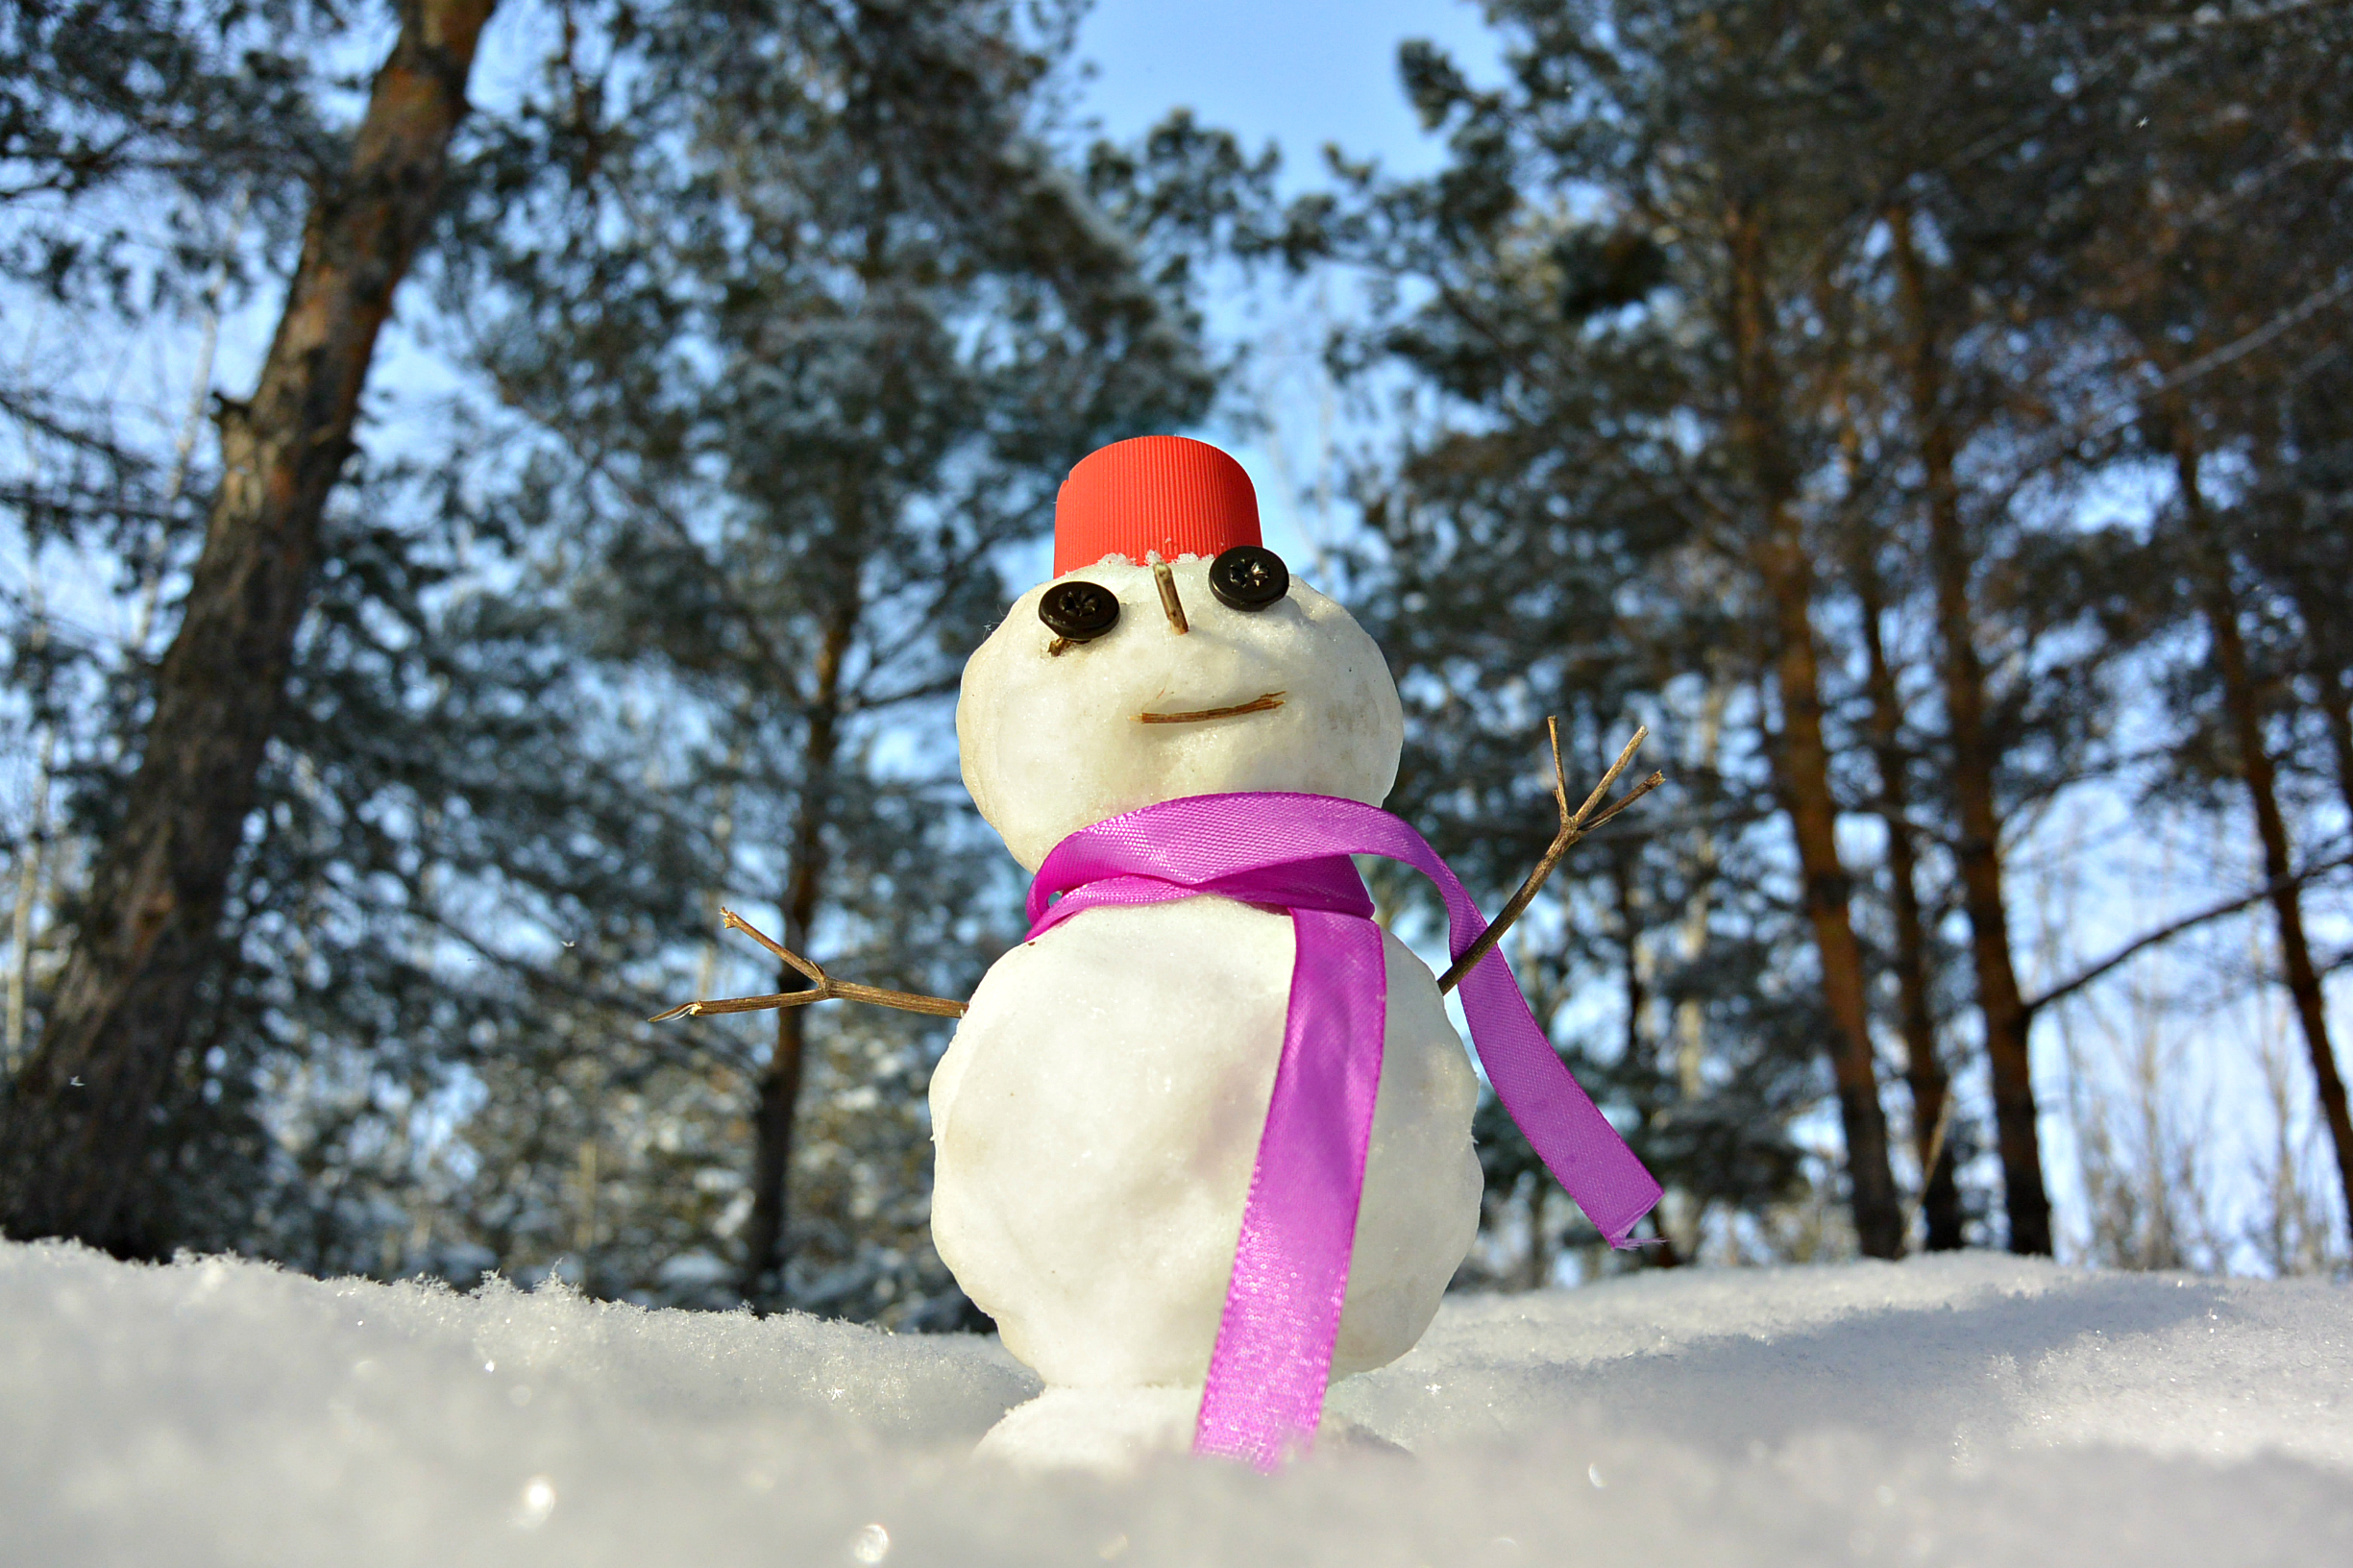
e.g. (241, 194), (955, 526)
(649, 909), (968, 1022)
(1437, 722), (1665, 994)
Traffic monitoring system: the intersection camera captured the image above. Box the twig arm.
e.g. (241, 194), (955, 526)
(721, 909), (827, 986)
(1437, 722), (1665, 994)
(648, 909), (968, 1022)
(648, 991), (826, 1022)
(823, 980), (969, 1019)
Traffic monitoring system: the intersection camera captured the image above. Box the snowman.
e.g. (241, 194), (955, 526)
(663, 436), (1660, 1473)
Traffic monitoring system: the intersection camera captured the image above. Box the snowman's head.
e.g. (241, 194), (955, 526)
(957, 438), (1403, 871)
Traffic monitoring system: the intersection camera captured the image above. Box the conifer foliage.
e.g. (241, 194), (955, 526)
(1303, 0), (2353, 1264)
(4, 0), (502, 1256)
(2, 1), (1213, 1319)
(6, 0), (2349, 1308)
(427, 0), (1215, 1311)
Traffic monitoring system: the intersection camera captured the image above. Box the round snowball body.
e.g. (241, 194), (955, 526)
(957, 554), (1405, 871)
(930, 896), (1483, 1388)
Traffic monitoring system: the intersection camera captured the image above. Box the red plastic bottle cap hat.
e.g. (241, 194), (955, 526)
(1052, 435), (1262, 577)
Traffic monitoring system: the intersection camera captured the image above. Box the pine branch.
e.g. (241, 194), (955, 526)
(2022, 849), (2353, 1017)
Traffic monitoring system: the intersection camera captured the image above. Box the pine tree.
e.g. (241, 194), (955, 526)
(2, 0), (501, 1254)
(413, 0), (1216, 1310)
(1298, 0), (2305, 1262)
(6, 2), (1222, 1313)
(1309, 0), (1925, 1256)
(2050, 0), (2353, 1248)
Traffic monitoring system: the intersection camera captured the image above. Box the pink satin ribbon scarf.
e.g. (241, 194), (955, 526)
(1026, 791), (1662, 1472)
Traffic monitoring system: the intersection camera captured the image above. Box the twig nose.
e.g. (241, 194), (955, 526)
(1150, 558), (1189, 634)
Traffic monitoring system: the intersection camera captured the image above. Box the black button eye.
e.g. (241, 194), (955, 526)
(1038, 579), (1120, 642)
(1208, 545), (1288, 611)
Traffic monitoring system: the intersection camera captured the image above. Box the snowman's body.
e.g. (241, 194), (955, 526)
(938, 550), (1483, 1470)
(932, 897), (1481, 1384)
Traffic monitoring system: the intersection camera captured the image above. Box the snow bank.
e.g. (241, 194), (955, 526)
(4, 1239), (2348, 1566)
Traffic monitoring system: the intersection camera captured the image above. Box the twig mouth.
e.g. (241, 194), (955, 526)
(1136, 691), (1287, 724)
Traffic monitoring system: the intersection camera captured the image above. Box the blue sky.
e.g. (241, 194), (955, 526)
(1074, 0), (1501, 185)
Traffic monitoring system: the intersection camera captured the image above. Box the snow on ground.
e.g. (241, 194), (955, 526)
(4, 1240), (2349, 1566)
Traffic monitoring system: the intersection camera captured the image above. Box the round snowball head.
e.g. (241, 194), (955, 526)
(962, 500), (1403, 868)
(964, 438), (1402, 869)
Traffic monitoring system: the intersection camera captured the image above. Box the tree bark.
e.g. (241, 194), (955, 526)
(2171, 419), (2353, 1249)
(0, 0), (499, 1253)
(740, 608), (858, 1307)
(1725, 199), (1905, 1260)
(1611, 845), (1647, 1067)
(1890, 210), (2050, 1254)
(1851, 539), (1964, 1251)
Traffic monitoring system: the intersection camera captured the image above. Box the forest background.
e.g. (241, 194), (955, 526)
(3, 0), (2348, 1331)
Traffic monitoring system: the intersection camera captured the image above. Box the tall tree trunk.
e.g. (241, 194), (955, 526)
(2171, 419), (2353, 1248)
(1611, 845), (1647, 1066)
(1725, 199), (1905, 1259)
(741, 608), (858, 1307)
(0, 0), (499, 1253)
(1851, 539), (1964, 1251)
(6, 725), (54, 1074)
(1610, 841), (1688, 1264)
(1674, 677), (1727, 1106)
(1890, 210), (2049, 1254)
